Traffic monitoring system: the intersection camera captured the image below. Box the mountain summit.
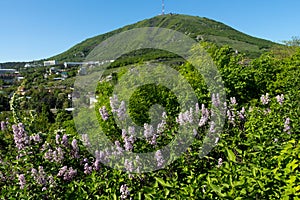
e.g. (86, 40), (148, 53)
(51, 14), (278, 62)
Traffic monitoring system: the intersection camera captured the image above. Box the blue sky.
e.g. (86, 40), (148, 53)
(0, 0), (299, 63)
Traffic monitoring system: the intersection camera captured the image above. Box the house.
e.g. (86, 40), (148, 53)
(44, 60), (58, 67)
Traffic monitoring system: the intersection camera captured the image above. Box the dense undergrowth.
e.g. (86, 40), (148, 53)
(0, 43), (299, 199)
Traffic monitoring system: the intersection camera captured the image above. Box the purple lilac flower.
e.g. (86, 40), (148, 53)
(0, 121), (5, 131)
(81, 134), (91, 147)
(55, 134), (60, 145)
(115, 141), (124, 154)
(128, 126), (135, 137)
(284, 118), (291, 134)
(84, 163), (93, 175)
(64, 167), (77, 181)
(150, 134), (157, 146)
(71, 139), (79, 158)
(13, 123), (29, 151)
(195, 103), (200, 116)
(99, 106), (109, 121)
(117, 101), (127, 121)
(57, 166), (68, 177)
(124, 159), (134, 173)
(198, 104), (209, 127)
(18, 174), (26, 189)
(157, 112), (167, 135)
(93, 159), (101, 171)
(176, 110), (193, 125)
(61, 134), (68, 146)
(144, 124), (154, 140)
(209, 121), (216, 133)
(155, 150), (165, 168)
(230, 97), (237, 106)
(212, 93), (220, 107)
(217, 158), (223, 168)
(276, 94), (284, 105)
(31, 166), (47, 186)
(54, 147), (64, 163)
(124, 137), (133, 151)
(260, 93), (270, 105)
(58, 166), (77, 181)
(227, 110), (235, 126)
(109, 94), (119, 113)
(238, 107), (246, 121)
(30, 133), (41, 143)
(120, 184), (130, 200)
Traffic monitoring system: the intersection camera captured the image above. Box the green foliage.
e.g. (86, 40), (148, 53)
(0, 41), (299, 199)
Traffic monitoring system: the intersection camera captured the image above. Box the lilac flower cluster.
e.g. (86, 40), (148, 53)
(199, 104), (209, 127)
(283, 118), (291, 134)
(30, 133), (41, 144)
(122, 129), (135, 151)
(44, 147), (64, 163)
(18, 174), (26, 189)
(176, 109), (194, 125)
(212, 93), (221, 107)
(99, 106), (109, 121)
(276, 94), (284, 105)
(12, 123), (29, 151)
(260, 93), (270, 105)
(155, 150), (165, 168)
(120, 184), (130, 200)
(81, 134), (91, 147)
(109, 95), (127, 120)
(143, 123), (157, 145)
(217, 158), (223, 168)
(31, 166), (47, 186)
(57, 166), (77, 181)
(0, 121), (5, 131)
(71, 139), (80, 159)
(156, 112), (167, 135)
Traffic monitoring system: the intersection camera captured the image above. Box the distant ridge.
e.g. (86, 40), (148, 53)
(49, 14), (278, 61)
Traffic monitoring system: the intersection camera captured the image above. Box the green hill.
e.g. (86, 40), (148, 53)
(50, 14), (279, 62)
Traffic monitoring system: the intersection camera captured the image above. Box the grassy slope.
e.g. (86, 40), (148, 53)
(50, 14), (279, 62)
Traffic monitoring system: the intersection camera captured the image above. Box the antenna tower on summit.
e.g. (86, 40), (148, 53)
(162, 0), (165, 15)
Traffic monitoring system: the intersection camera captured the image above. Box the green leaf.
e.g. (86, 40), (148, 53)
(226, 148), (236, 162)
(155, 177), (172, 187)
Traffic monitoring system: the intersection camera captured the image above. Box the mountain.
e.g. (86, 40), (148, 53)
(50, 14), (278, 62)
